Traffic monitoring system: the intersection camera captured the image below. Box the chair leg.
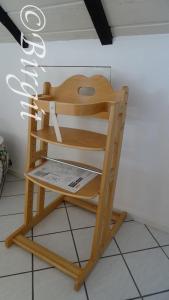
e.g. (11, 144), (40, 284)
(24, 178), (34, 225)
(36, 186), (45, 215)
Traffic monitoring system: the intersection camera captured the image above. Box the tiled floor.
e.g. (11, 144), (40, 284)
(0, 173), (169, 300)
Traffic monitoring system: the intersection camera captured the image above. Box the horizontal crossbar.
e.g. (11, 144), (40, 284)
(13, 235), (80, 278)
(64, 196), (122, 221)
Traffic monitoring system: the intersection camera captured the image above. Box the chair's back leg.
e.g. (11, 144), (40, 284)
(24, 98), (37, 225)
(101, 98), (127, 246)
(90, 88), (128, 260)
(90, 103), (119, 260)
(36, 82), (50, 215)
(36, 112), (49, 215)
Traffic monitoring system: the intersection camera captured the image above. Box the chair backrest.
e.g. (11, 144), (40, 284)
(49, 75), (114, 103)
(36, 75), (125, 119)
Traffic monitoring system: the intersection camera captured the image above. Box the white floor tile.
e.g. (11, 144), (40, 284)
(73, 227), (119, 261)
(162, 246), (169, 258)
(2, 173), (169, 299)
(143, 292), (169, 300)
(33, 207), (70, 236)
(0, 214), (25, 241)
(85, 256), (139, 300)
(45, 191), (64, 208)
(115, 222), (157, 253)
(124, 248), (169, 295)
(34, 268), (87, 300)
(0, 242), (32, 277)
(33, 231), (78, 270)
(0, 273), (32, 300)
(2, 181), (25, 196)
(148, 226), (169, 246)
(0, 192), (53, 216)
(0, 195), (25, 215)
(67, 206), (96, 229)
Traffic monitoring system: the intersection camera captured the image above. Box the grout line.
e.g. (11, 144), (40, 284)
(0, 191), (46, 199)
(5, 179), (25, 183)
(125, 297), (142, 300)
(114, 238), (143, 300)
(78, 243), (167, 263)
(64, 203), (89, 300)
(119, 245), (161, 255)
(83, 282), (90, 300)
(0, 194), (29, 199)
(142, 288), (169, 298)
(0, 212), (24, 217)
(33, 228), (72, 238)
(32, 225), (95, 238)
(0, 270), (33, 279)
(0, 205), (65, 218)
(1, 193), (26, 198)
(161, 245), (169, 259)
(72, 225), (95, 231)
(144, 225), (169, 260)
(33, 266), (54, 273)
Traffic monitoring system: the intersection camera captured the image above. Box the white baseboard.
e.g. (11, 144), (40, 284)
(8, 168), (24, 179)
(131, 212), (169, 234)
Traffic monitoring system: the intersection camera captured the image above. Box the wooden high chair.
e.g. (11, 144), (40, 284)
(5, 75), (128, 290)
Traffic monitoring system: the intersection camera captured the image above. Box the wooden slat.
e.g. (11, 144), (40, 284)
(34, 150), (46, 161)
(14, 235), (80, 278)
(101, 92), (128, 246)
(24, 179), (33, 225)
(35, 98), (108, 116)
(64, 196), (123, 221)
(26, 161), (101, 200)
(36, 109), (50, 215)
(31, 126), (106, 151)
(90, 103), (119, 260)
(36, 187), (45, 215)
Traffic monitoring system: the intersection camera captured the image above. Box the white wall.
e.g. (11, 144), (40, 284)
(0, 34), (169, 231)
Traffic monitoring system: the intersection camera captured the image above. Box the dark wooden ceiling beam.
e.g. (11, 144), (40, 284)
(0, 6), (28, 48)
(83, 0), (113, 45)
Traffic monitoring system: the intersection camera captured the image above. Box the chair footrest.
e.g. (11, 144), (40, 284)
(13, 235), (81, 279)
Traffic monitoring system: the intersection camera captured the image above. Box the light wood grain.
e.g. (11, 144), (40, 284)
(31, 126), (106, 151)
(14, 235), (80, 278)
(26, 173), (101, 200)
(5, 75), (128, 291)
(64, 196), (123, 222)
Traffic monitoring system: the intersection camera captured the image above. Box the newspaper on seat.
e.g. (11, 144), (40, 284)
(27, 160), (97, 193)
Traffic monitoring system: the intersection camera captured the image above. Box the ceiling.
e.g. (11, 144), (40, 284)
(0, 0), (169, 43)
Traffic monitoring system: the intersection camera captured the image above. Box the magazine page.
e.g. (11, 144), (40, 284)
(28, 161), (97, 193)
